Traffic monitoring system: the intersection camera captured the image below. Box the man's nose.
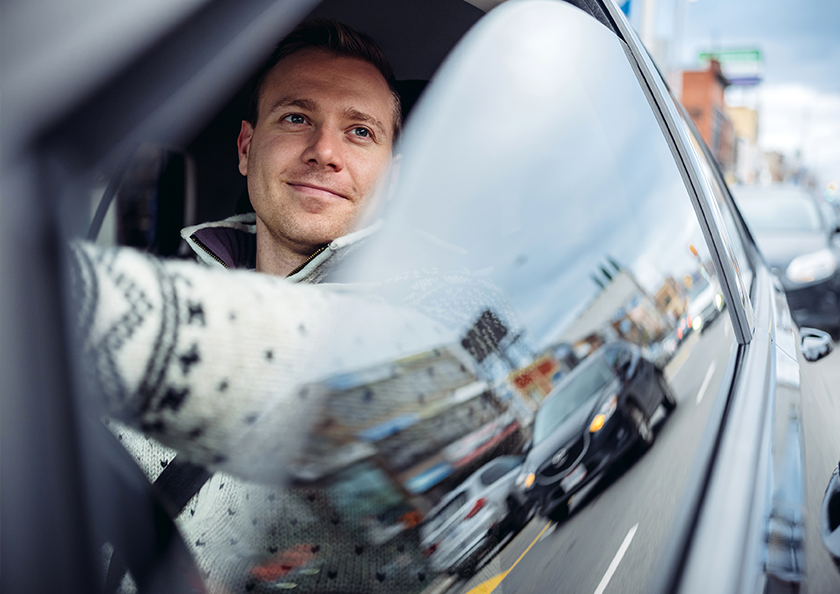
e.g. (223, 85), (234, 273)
(302, 127), (344, 171)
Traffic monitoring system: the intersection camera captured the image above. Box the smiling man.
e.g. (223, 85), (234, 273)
(183, 20), (401, 278)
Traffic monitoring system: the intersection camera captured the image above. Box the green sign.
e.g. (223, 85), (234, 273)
(699, 49), (761, 63)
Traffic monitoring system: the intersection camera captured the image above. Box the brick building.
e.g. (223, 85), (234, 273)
(681, 60), (736, 175)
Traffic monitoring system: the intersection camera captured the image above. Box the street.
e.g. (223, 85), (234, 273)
(444, 316), (840, 594)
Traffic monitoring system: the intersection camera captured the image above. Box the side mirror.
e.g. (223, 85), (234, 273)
(800, 327), (834, 362)
(820, 463), (840, 570)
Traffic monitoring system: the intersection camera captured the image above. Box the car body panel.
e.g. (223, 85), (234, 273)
(420, 456), (523, 574)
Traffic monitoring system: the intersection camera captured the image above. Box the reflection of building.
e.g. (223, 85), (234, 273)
(681, 60), (736, 175)
(560, 270), (669, 358)
(507, 355), (558, 406)
(294, 345), (522, 513)
(727, 106), (765, 185)
(653, 277), (686, 323)
(764, 150), (787, 183)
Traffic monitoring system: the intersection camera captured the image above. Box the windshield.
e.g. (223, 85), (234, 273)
(423, 492), (468, 534)
(532, 359), (614, 444)
(736, 191), (823, 233)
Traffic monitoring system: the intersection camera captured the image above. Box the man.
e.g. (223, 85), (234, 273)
(80, 21), (415, 592)
(182, 19), (401, 280)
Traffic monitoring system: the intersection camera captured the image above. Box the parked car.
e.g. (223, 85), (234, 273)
(3, 1), (835, 594)
(512, 342), (674, 521)
(420, 455), (530, 577)
(733, 184), (840, 332)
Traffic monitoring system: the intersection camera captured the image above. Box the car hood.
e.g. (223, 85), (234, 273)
(753, 232), (827, 271)
(525, 379), (618, 470)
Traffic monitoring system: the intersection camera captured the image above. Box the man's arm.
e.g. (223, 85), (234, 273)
(67, 242), (448, 483)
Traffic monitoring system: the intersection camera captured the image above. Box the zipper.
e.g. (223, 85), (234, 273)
(287, 243), (329, 278)
(190, 234), (229, 269)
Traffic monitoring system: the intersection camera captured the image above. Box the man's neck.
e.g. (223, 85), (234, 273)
(254, 220), (317, 277)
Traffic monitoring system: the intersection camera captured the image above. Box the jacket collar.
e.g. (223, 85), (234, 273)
(181, 213), (381, 283)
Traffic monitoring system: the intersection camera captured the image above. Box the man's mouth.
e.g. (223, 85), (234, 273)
(286, 182), (348, 200)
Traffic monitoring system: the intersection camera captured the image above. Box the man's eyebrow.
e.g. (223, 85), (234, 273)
(267, 97), (318, 114)
(345, 108), (387, 138)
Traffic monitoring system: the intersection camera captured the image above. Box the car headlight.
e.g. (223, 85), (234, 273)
(516, 471), (536, 490)
(589, 394), (618, 433)
(786, 249), (837, 284)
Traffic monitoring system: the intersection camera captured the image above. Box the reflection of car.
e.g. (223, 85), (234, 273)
(420, 455), (528, 576)
(734, 184), (840, 332)
(684, 276), (726, 334)
(645, 330), (678, 368)
(512, 342), (675, 520)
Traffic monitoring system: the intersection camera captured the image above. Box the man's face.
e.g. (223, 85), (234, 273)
(237, 49), (395, 257)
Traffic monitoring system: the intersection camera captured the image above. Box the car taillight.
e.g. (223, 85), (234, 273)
(423, 543), (438, 556)
(464, 497), (487, 520)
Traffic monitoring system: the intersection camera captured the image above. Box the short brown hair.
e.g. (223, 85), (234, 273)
(246, 19), (402, 139)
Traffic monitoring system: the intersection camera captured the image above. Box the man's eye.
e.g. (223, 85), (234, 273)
(282, 114), (307, 125)
(351, 127), (371, 138)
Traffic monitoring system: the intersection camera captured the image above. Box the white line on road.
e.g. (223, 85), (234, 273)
(539, 522), (557, 541)
(593, 524), (638, 594)
(696, 361), (717, 405)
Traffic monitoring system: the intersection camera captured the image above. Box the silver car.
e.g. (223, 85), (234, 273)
(421, 456), (526, 576)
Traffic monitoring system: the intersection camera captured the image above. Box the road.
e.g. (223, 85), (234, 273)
(442, 315), (840, 594)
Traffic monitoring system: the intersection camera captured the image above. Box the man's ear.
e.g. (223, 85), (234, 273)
(237, 121), (254, 176)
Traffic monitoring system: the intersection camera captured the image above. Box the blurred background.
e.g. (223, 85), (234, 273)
(621, 0), (839, 198)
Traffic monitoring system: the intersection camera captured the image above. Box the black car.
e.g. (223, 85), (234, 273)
(513, 342), (675, 521)
(734, 184), (840, 332)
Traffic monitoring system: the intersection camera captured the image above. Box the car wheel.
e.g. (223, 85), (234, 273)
(548, 501), (569, 523)
(628, 403), (655, 447)
(658, 372), (677, 412)
(512, 502), (536, 532)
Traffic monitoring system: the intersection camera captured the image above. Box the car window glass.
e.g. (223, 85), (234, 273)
(425, 492), (468, 532)
(685, 128), (756, 297)
(81, 3), (743, 593)
(738, 196), (823, 233)
(263, 3), (739, 591)
(479, 458), (519, 485)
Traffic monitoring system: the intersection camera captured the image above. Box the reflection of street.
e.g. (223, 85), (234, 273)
(450, 313), (735, 594)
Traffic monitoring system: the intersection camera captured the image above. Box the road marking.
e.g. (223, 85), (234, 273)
(465, 521), (552, 594)
(696, 361), (717, 405)
(538, 522), (557, 541)
(665, 332), (699, 380)
(592, 524), (638, 594)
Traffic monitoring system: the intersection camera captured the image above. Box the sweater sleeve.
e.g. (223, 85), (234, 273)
(67, 241), (450, 483)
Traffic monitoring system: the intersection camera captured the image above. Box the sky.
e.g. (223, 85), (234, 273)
(628, 0), (840, 188)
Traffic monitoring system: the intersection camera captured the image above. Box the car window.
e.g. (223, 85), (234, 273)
(64, 2), (746, 593)
(479, 457), (520, 485)
(533, 359), (614, 444)
(273, 3), (740, 591)
(425, 492), (468, 533)
(684, 125), (756, 297)
(738, 195), (823, 234)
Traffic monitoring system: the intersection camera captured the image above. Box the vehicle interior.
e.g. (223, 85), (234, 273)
(88, 0), (495, 250)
